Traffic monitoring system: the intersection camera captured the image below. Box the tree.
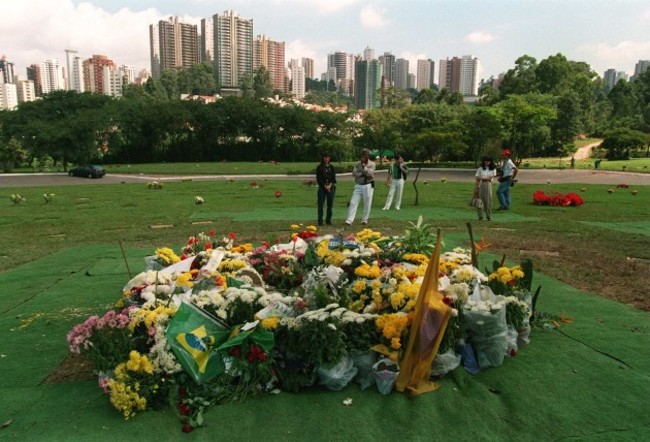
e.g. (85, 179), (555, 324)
(413, 88), (438, 105)
(494, 93), (556, 158)
(1, 91), (114, 168)
(253, 66), (273, 98)
(601, 127), (649, 160)
(498, 55), (538, 98)
(462, 108), (502, 164)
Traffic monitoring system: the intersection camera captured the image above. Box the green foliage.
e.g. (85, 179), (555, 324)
(602, 127), (649, 160)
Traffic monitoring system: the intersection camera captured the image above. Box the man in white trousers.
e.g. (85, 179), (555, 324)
(383, 154), (408, 210)
(346, 148), (376, 225)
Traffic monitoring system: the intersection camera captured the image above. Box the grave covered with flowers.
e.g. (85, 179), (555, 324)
(67, 218), (535, 431)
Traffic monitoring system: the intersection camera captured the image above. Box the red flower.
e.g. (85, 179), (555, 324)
(182, 425), (194, 433)
(208, 230), (216, 236)
(258, 353), (268, 362)
(274, 190), (282, 198)
(204, 243), (212, 250)
(510, 348), (517, 357)
(442, 297), (452, 306)
(229, 232), (236, 239)
(180, 254), (187, 260)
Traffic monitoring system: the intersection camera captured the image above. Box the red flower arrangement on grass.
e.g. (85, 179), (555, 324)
(533, 190), (584, 207)
(274, 190), (282, 198)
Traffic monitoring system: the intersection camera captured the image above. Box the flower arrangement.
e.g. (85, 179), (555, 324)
(194, 196), (204, 204)
(10, 193), (25, 204)
(67, 222), (535, 431)
(533, 190), (584, 207)
(147, 181), (164, 189)
(274, 190), (282, 198)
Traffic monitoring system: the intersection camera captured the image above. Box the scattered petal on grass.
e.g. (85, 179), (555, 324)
(343, 398), (353, 406)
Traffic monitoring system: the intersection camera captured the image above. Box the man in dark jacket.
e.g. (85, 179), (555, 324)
(316, 153), (336, 226)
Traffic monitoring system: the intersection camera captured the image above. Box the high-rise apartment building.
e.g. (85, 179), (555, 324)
(631, 60), (650, 81)
(378, 52), (396, 85)
(83, 55), (115, 94)
(253, 35), (286, 92)
(439, 55), (479, 96)
(407, 73), (416, 90)
(41, 59), (66, 94)
(200, 17), (215, 64)
(354, 59), (383, 109)
(290, 59), (305, 99)
(0, 56), (16, 84)
(27, 64), (43, 96)
(395, 58), (409, 90)
(327, 51), (348, 82)
(416, 59), (435, 90)
(15, 78), (36, 103)
(363, 46), (375, 61)
(102, 66), (125, 97)
(603, 68), (617, 93)
(0, 83), (18, 110)
(65, 50), (85, 92)
(301, 58), (314, 80)
(214, 10), (254, 90)
(149, 17), (199, 80)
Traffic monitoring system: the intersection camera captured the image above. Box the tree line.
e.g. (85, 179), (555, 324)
(1, 53), (649, 172)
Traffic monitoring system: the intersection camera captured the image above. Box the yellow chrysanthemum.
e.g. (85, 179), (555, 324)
(175, 272), (194, 288)
(316, 240), (330, 258)
(390, 337), (402, 350)
(354, 262), (381, 279)
(290, 224), (300, 230)
(261, 317), (280, 330)
(403, 253), (429, 265)
(155, 247), (180, 265)
(352, 280), (367, 294)
(389, 292), (406, 310)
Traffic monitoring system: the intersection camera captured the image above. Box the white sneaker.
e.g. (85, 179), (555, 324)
(361, 220), (368, 225)
(345, 221), (352, 225)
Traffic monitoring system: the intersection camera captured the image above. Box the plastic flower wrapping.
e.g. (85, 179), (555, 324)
(67, 222), (534, 431)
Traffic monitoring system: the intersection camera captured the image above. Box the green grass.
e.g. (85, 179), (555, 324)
(1, 177), (649, 440)
(2, 179), (648, 273)
(521, 156), (650, 172)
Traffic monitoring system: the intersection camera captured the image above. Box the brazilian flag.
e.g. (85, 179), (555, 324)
(166, 301), (230, 384)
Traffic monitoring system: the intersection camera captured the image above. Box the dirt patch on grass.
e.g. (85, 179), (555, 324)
(43, 353), (95, 384)
(486, 231), (650, 311)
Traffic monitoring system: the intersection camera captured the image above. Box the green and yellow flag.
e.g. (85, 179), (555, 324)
(166, 301), (230, 384)
(395, 229), (451, 396)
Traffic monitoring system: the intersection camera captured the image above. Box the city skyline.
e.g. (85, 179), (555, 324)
(2, 0), (650, 84)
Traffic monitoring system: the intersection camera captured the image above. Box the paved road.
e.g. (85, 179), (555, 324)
(1, 168), (649, 188)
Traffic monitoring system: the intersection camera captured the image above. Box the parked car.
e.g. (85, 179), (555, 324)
(68, 165), (106, 178)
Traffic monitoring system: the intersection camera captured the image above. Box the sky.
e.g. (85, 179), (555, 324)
(2, 0), (649, 82)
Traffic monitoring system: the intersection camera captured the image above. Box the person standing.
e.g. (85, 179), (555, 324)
(345, 148), (376, 225)
(316, 153), (336, 226)
(383, 154), (408, 210)
(475, 156), (496, 220)
(496, 149), (518, 210)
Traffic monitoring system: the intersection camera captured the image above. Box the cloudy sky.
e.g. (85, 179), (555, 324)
(2, 0), (649, 81)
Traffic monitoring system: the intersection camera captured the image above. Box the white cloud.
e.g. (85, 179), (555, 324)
(1, 1), (165, 73)
(465, 31), (495, 44)
(273, 0), (361, 14)
(360, 5), (389, 29)
(578, 40), (650, 73)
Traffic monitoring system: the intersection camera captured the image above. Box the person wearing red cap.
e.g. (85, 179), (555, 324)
(496, 149), (518, 210)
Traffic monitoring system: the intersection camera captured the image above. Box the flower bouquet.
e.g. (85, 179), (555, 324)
(65, 222), (536, 431)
